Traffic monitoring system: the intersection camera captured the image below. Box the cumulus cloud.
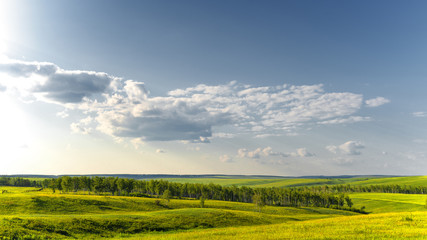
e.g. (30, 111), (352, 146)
(326, 141), (365, 155)
(86, 81), (369, 142)
(0, 57), (382, 143)
(0, 58), (116, 103)
(219, 154), (233, 163)
(295, 148), (314, 157)
(365, 97), (390, 107)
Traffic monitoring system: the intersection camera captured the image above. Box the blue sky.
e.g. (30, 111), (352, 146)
(0, 0), (426, 175)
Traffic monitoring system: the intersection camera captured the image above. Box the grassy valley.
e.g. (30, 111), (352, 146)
(0, 175), (426, 239)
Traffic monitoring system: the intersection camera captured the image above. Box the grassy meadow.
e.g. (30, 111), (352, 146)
(163, 175), (427, 188)
(0, 176), (427, 239)
(140, 211), (427, 240)
(0, 186), (356, 239)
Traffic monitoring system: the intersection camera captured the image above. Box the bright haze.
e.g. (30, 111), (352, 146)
(0, 0), (426, 176)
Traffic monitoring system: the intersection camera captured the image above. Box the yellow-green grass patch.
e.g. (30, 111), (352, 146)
(350, 193), (427, 213)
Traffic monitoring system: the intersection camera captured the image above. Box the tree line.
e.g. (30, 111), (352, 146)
(0, 177), (41, 187)
(299, 184), (427, 195)
(10, 176), (427, 213)
(31, 176), (364, 213)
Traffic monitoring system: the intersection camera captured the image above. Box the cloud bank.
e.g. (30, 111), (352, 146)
(0, 57), (389, 143)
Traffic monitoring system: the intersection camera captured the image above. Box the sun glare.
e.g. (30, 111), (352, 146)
(0, 2), (9, 57)
(0, 93), (31, 166)
(0, 0), (18, 58)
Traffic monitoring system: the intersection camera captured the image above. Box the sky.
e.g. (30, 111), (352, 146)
(0, 0), (427, 176)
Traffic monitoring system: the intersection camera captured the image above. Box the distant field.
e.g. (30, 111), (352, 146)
(347, 176), (427, 187)
(350, 193), (427, 213)
(163, 177), (341, 187)
(163, 176), (427, 188)
(17, 175), (427, 188)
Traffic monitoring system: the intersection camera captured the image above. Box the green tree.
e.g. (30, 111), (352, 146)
(61, 176), (73, 193)
(49, 179), (56, 193)
(162, 189), (172, 205)
(345, 195), (353, 208)
(253, 192), (265, 212)
(199, 196), (206, 208)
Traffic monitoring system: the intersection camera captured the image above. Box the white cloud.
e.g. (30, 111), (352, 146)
(88, 81), (368, 142)
(326, 141), (365, 155)
(325, 145), (338, 154)
(123, 80), (148, 103)
(56, 110), (69, 118)
(0, 57), (384, 143)
(295, 148), (314, 157)
(365, 97), (390, 107)
(413, 112), (427, 117)
(70, 116), (94, 135)
(0, 58), (117, 104)
(237, 146), (313, 160)
(319, 116), (371, 125)
(254, 133), (282, 138)
(219, 154), (233, 163)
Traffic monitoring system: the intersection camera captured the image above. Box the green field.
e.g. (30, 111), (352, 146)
(0, 186), (356, 239)
(350, 193), (427, 213)
(1, 176), (427, 239)
(163, 177), (340, 188)
(140, 211), (427, 240)
(164, 175), (427, 188)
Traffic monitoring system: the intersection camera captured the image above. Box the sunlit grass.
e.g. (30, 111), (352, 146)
(350, 192), (427, 213)
(0, 186), (359, 239)
(2, 177), (427, 239)
(139, 211), (427, 240)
